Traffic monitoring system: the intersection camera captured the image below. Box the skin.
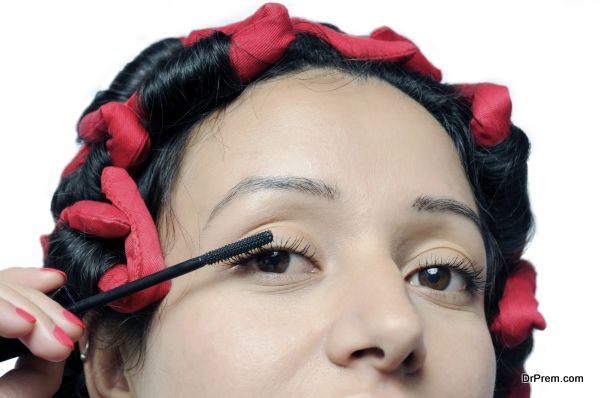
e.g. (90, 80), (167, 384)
(0, 68), (496, 397)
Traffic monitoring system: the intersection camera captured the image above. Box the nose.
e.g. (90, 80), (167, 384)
(324, 249), (426, 377)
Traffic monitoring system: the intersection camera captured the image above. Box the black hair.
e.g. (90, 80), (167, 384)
(46, 24), (535, 398)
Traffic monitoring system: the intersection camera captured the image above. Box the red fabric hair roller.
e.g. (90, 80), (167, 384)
(180, 3), (295, 82)
(94, 166), (171, 312)
(59, 201), (131, 239)
(61, 92), (148, 177)
(452, 83), (512, 147)
(491, 260), (547, 348)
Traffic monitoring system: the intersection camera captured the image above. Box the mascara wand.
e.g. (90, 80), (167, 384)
(0, 230), (273, 362)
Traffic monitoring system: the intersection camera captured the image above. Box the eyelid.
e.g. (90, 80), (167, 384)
(404, 246), (482, 271)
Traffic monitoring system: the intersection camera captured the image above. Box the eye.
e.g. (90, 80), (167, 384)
(221, 234), (318, 277)
(240, 250), (312, 274)
(410, 267), (464, 291)
(408, 256), (485, 294)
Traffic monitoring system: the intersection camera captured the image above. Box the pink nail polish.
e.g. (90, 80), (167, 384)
(15, 307), (36, 324)
(62, 309), (85, 329)
(40, 268), (67, 281)
(52, 325), (74, 349)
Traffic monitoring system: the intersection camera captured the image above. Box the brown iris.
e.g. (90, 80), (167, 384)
(418, 267), (451, 290)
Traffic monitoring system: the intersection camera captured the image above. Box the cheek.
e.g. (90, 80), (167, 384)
(421, 308), (496, 397)
(134, 287), (308, 396)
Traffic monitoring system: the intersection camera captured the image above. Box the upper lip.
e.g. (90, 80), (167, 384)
(337, 381), (404, 397)
(336, 369), (411, 398)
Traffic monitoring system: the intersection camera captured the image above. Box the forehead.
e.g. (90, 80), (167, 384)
(183, 69), (471, 196)
(170, 68), (476, 246)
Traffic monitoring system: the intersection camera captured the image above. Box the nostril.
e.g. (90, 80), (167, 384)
(352, 347), (384, 359)
(352, 350), (365, 358)
(403, 352), (422, 374)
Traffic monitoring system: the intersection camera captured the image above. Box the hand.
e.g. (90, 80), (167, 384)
(0, 267), (85, 397)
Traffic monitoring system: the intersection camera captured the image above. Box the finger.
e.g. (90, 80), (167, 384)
(0, 284), (78, 362)
(15, 284), (85, 338)
(0, 296), (36, 339)
(0, 354), (64, 398)
(0, 267), (67, 293)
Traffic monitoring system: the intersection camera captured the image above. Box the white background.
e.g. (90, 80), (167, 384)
(0, 1), (597, 396)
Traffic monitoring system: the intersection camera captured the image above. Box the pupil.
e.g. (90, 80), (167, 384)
(425, 268), (441, 283)
(418, 267), (450, 290)
(256, 251), (289, 273)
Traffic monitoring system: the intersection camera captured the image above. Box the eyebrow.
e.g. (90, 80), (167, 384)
(203, 175), (482, 233)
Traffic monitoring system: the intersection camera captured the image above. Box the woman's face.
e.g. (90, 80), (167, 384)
(96, 69), (496, 397)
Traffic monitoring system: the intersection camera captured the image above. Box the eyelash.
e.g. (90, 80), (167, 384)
(221, 234), (318, 268)
(221, 233), (485, 295)
(414, 255), (486, 296)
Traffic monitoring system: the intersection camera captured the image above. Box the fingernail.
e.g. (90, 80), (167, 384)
(40, 268), (67, 281)
(53, 325), (74, 349)
(15, 307), (36, 324)
(62, 309), (85, 329)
